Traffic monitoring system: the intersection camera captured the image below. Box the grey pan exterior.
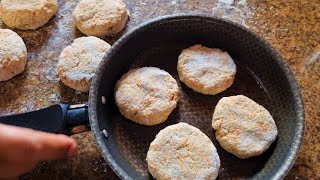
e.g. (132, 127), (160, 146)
(88, 14), (305, 180)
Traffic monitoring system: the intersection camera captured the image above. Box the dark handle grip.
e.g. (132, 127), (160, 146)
(0, 103), (89, 135)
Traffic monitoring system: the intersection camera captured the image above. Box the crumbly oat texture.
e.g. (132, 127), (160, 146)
(0, 29), (27, 81)
(58, 36), (111, 92)
(115, 67), (180, 126)
(177, 44), (237, 95)
(212, 95), (278, 159)
(0, 0), (58, 30)
(147, 122), (220, 180)
(73, 0), (129, 37)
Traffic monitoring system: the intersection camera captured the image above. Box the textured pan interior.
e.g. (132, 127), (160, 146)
(89, 15), (304, 180)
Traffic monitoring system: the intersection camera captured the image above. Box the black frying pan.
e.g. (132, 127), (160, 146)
(0, 15), (304, 180)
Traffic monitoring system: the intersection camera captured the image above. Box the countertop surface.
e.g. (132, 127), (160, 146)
(0, 0), (319, 179)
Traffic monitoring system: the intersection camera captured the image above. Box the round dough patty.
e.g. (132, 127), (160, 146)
(177, 44), (237, 95)
(73, 0), (129, 37)
(0, 29), (27, 81)
(0, 0), (58, 30)
(212, 95), (278, 159)
(115, 67), (179, 126)
(147, 122), (220, 180)
(58, 36), (111, 92)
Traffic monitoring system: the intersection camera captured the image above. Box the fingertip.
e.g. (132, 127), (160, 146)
(56, 134), (76, 145)
(56, 134), (78, 157)
(67, 141), (78, 157)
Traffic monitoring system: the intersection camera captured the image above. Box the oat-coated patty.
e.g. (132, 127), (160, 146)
(212, 95), (278, 159)
(115, 67), (180, 126)
(0, 29), (27, 81)
(147, 122), (220, 180)
(0, 0), (58, 30)
(58, 36), (111, 92)
(177, 44), (237, 95)
(73, 0), (129, 37)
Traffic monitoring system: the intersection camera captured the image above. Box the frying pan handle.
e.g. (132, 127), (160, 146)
(0, 103), (89, 135)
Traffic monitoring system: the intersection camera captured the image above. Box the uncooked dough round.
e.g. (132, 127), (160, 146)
(212, 95), (278, 159)
(115, 67), (180, 126)
(58, 36), (111, 92)
(147, 122), (220, 180)
(0, 29), (27, 81)
(72, 0), (129, 37)
(177, 44), (237, 95)
(0, 0), (58, 30)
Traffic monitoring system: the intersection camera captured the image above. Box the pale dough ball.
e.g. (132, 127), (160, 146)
(58, 36), (111, 92)
(212, 95), (278, 159)
(0, 0), (58, 30)
(177, 44), (237, 95)
(0, 29), (27, 81)
(115, 67), (180, 126)
(73, 0), (129, 37)
(147, 122), (220, 180)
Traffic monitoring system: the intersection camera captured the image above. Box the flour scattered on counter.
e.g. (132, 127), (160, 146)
(219, 0), (234, 5)
(45, 66), (59, 82)
(170, 0), (185, 6)
(238, 0), (248, 6)
(306, 50), (320, 77)
(212, 0), (252, 27)
(50, 94), (59, 102)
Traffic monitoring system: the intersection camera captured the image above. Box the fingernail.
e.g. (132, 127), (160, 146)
(68, 142), (78, 157)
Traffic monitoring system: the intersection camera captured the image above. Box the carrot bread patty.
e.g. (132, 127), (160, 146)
(0, 29), (27, 81)
(73, 0), (129, 37)
(177, 44), (236, 95)
(115, 67), (180, 126)
(58, 36), (111, 92)
(147, 123), (220, 180)
(212, 95), (278, 158)
(0, 0), (58, 30)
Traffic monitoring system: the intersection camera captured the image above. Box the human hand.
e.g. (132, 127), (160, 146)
(0, 124), (78, 179)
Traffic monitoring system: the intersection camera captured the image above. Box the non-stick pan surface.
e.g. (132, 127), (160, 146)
(89, 15), (304, 180)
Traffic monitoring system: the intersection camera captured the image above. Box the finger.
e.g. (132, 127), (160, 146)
(34, 134), (78, 161)
(0, 124), (78, 163)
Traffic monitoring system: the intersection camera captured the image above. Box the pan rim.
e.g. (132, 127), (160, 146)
(88, 14), (305, 180)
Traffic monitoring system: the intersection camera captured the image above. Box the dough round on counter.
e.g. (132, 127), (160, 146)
(0, 29), (27, 81)
(147, 122), (220, 180)
(177, 44), (237, 95)
(115, 67), (180, 126)
(212, 95), (278, 159)
(0, 0), (58, 30)
(58, 36), (111, 92)
(72, 0), (129, 37)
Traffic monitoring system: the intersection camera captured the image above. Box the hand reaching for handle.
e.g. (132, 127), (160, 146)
(0, 124), (78, 179)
